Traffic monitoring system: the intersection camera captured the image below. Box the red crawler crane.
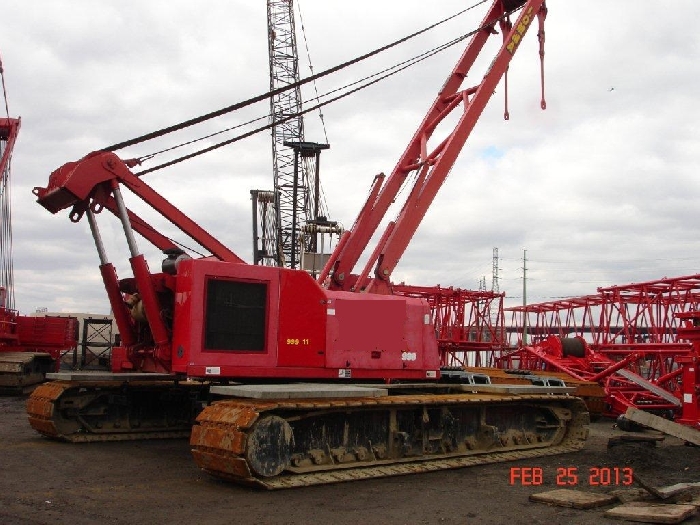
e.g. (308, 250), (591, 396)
(27, 1), (589, 488)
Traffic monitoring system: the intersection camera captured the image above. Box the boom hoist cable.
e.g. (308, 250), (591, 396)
(0, 52), (10, 118)
(297, 0), (328, 146)
(136, 32), (474, 172)
(102, 1), (512, 175)
(66, 2), (538, 272)
(41, 2), (542, 279)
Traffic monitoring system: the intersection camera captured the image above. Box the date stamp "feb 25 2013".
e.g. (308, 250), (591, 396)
(509, 466), (634, 487)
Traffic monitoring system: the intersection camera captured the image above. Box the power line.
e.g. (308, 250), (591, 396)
(103, 0), (491, 154)
(134, 14), (512, 176)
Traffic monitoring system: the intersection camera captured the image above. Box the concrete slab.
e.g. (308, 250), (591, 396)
(655, 482), (700, 499)
(529, 488), (617, 509)
(47, 372), (178, 382)
(635, 475), (700, 500)
(210, 383), (388, 399)
(604, 502), (697, 523)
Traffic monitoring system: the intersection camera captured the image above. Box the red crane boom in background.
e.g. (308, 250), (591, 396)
(0, 58), (77, 393)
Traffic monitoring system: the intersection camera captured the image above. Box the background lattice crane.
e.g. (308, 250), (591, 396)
(252, 0), (336, 272)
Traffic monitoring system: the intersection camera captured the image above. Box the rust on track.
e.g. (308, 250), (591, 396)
(191, 393), (590, 489)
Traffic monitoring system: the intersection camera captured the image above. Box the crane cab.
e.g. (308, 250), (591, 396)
(169, 258), (440, 381)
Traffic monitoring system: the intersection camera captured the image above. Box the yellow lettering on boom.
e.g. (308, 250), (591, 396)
(506, 7), (534, 55)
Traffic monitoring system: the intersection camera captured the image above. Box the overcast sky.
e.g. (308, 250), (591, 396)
(2, 1), (699, 315)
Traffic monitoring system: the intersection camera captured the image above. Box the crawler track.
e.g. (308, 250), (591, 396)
(27, 380), (208, 442)
(191, 393), (589, 489)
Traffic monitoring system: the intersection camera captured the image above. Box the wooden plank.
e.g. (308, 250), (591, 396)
(608, 488), (656, 504)
(529, 489), (617, 509)
(607, 434), (664, 448)
(604, 502), (696, 524)
(625, 408), (700, 446)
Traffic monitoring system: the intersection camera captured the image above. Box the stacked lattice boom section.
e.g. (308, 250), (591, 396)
(393, 275), (700, 427)
(499, 274), (700, 426)
(393, 284), (507, 367)
(505, 274), (700, 347)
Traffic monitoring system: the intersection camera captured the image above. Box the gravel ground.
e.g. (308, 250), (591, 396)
(1, 395), (699, 525)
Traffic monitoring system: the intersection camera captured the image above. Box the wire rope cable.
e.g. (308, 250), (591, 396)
(133, 2), (518, 176)
(104, 0), (493, 158)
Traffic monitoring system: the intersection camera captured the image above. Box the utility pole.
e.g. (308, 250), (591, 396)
(489, 247), (500, 327)
(522, 249), (528, 345)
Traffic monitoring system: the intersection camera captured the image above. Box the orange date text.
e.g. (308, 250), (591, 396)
(509, 466), (634, 486)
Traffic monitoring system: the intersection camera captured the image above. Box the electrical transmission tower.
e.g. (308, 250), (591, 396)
(489, 247), (500, 326)
(252, 0), (334, 271)
(492, 247), (499, 293)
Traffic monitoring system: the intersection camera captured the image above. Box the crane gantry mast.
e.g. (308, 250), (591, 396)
(252, 0), (333, 271)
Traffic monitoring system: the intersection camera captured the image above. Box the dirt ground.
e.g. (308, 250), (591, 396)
(1, 396), (700, 525)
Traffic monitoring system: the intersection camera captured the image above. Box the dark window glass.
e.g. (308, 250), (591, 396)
(204, 279), (267, 351)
